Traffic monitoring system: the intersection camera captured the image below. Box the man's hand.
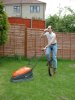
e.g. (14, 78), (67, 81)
(41, 47), (46, 52)
(44, 29), (48, 32)
(43, 47), (46, 50)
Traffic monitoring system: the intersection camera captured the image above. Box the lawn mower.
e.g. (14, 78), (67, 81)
(10, 58), (37, 82)
(10, 66), (33, 82)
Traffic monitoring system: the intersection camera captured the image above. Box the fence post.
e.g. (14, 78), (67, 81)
(24, 27), (27, 57)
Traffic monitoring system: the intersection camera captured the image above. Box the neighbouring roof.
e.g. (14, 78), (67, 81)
(2, 0), (46, 5)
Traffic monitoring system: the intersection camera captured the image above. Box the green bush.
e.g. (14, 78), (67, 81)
(46, 8), (75, 33)
(0, 2), (9, 46)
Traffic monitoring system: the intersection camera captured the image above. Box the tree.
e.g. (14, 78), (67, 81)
(46, 8), (75, 32)
(0, 2), (9, 46)
(46, 15), (64, 32)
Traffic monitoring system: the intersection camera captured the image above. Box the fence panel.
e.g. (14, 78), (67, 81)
(0, 24), (26, 56)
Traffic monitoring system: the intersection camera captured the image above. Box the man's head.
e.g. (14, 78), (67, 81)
(47, 25), (52, 33)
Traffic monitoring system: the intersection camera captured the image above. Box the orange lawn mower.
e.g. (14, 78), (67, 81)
(10, 58), (37, 82)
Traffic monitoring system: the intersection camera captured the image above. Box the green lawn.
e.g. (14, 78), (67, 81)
(0, 57), (75, 100)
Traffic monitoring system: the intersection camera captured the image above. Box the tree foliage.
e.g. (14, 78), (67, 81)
(46, 8), (75, 32)
(0, 2), (9, 46)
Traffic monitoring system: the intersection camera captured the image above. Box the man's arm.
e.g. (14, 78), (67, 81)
(40, 29), (48, 38)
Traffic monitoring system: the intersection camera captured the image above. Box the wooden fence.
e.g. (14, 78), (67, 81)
(8, 17), (45, 29)
(0, 24), (75, 60)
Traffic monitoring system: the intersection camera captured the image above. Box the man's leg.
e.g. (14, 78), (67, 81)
(45, 47), (51, 62)
(52, 44), (58, 74)
(45, 47), (52, 76)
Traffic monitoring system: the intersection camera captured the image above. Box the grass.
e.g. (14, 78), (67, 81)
(0, 56), (75, 100)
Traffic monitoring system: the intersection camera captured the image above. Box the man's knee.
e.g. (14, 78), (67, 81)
(52, 55), (57, 60)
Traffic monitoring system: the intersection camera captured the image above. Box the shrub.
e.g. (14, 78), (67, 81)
(0, 2), (9, 46)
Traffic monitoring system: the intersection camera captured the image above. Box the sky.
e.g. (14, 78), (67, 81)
(39, 0), (75, 18)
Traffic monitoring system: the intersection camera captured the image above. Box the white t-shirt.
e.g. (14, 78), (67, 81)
(44, 32), (57, 45)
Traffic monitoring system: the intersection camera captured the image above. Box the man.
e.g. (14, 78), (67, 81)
(41, 25), (58, 74)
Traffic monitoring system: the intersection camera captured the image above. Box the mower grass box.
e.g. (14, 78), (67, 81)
(11, 67), (33, 82)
